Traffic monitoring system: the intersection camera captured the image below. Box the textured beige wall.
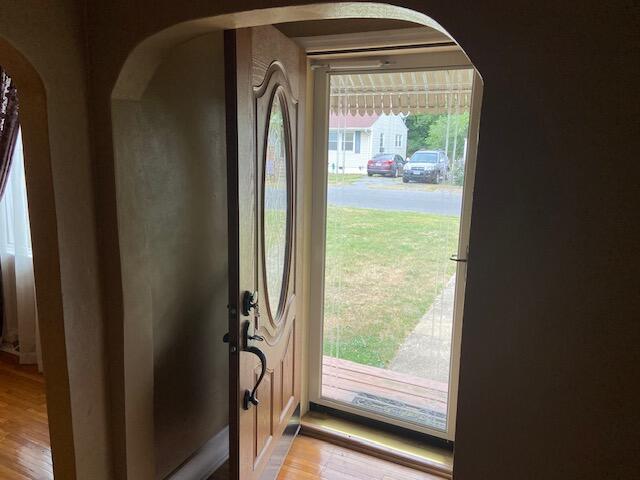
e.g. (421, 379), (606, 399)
(112, 31), (229, 479)
(0, 1), (111, 479)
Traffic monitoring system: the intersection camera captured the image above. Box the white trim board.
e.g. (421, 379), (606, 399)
(292, 27), (451, 53)
(167, 426), (229, 480)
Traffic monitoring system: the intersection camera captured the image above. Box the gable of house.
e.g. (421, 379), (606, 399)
(370, 114), (408, 157)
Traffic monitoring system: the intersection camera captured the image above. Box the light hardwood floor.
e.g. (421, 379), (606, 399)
(210, 435), (443, 480)
(0, 356), (52, 480)
(278, 435), (444, 480)
(1, 356), (441, 480)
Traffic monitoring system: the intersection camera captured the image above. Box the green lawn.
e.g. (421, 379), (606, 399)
(327, 173), (365, 185)
(322, 206), (459, 368)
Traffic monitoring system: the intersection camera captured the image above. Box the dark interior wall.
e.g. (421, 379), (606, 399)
(450, 3), (639, 479)
(112, 32), (228, 479)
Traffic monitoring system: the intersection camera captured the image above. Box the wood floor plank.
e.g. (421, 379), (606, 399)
(276, 435), (444, 480)
(209, 434), (443, 480)
(2, 355), (447, 480)
(0, 358), (52, 480)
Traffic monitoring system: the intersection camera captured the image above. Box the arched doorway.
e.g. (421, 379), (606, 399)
(109, 4), (482, 479)
(0, 37), (75, 479)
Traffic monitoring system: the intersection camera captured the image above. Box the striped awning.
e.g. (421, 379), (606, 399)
(330, 69), (473, 116)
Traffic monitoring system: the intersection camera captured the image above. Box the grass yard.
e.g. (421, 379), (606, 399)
(323, 206), (459, 368)
(327, 173), (365, 185)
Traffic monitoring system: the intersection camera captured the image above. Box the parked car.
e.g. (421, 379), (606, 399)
(367, 153), (406, 177)
(402, 150), (448, 183)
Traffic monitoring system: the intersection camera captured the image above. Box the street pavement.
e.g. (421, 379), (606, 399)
(328, 177), (462, 216)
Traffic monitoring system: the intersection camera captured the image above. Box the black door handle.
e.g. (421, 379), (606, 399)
(243, 346), (267, 410)
(242, 290), (259, 316)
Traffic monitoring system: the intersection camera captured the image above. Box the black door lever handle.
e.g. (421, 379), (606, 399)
(243, 346), (267, 410)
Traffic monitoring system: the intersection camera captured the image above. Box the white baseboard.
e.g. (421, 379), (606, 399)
(167, 426), (229, 480)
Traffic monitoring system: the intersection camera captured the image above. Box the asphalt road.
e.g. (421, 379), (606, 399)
(327, 177), (462, 216)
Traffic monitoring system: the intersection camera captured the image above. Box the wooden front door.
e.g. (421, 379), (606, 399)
(225, 26), (305, 480)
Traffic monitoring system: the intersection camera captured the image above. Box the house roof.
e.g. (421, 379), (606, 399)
(329, 113), (379, 129)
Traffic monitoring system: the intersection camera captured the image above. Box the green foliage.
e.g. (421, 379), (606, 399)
(448, 162), (465, 186)
(406, 112), (470, 160)
(425, 112), (470, 161)
(405, 114), (443, 157)
(405, 112), (470, 185)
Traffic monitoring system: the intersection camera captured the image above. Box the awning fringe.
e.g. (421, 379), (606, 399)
(330, 69), (473, 115)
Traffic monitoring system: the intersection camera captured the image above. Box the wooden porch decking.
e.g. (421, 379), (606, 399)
(321, 355), (449, 416)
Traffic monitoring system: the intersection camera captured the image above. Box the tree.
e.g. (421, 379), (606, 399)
(404, 114), (443, 156)
(405, 111), (471, 186)
(425, 111), (470, 162)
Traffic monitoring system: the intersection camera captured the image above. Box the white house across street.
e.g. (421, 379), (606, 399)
(328, 113), (408, 174)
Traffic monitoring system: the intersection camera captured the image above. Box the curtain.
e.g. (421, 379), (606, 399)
(0, 67), (19, 353)
(0, 67), (19, 194)
(0, 129), (41, 368)
(0, 68), (39, 369)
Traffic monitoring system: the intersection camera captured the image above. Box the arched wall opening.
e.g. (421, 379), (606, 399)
(110, 3), (482, 478)
(0, 37), (76, 479)
(112, 3), (458, 101)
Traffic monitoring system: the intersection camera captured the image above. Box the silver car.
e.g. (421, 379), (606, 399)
(402, 150), (448, 183)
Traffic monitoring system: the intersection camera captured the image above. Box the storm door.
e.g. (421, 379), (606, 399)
(309, 60), (483, 441)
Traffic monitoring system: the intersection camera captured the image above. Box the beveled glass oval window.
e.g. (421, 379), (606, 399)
(263, 88), (290, 320)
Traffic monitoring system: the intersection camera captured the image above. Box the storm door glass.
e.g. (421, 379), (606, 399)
(320, 69), (474, 436)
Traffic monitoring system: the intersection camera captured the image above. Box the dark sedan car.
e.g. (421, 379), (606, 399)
(367, 153), (405, 177)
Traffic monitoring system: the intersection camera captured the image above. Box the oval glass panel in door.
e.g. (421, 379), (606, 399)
(263, 89), (290, 320)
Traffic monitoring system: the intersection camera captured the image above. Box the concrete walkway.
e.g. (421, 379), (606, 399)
(389, 275), (456, 383)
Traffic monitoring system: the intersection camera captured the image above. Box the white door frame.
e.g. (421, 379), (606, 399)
(305, 49), (483, 441)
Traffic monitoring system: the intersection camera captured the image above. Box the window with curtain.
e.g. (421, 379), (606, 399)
(0, 128), (40, 369)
